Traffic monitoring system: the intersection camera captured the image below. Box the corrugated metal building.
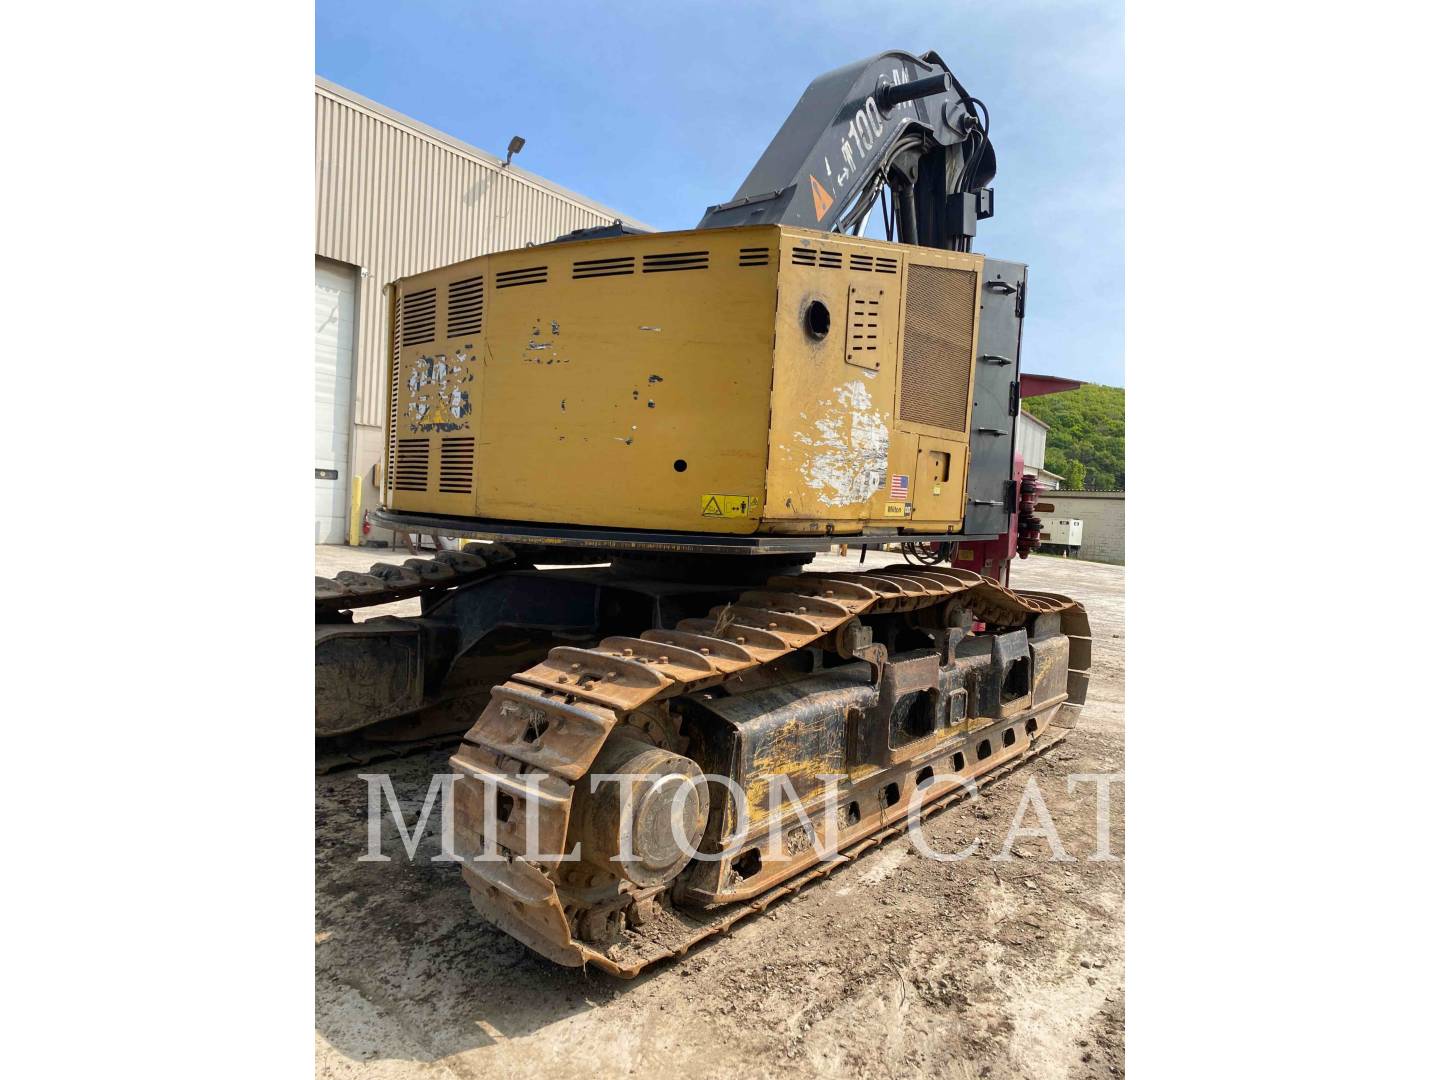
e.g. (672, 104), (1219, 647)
(1016, 411), (1063, 489)
(314, 76), (648, 543)
(1015, 411), (1048, 474)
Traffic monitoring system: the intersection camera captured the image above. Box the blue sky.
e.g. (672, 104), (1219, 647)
(317, 1), (1123, 387)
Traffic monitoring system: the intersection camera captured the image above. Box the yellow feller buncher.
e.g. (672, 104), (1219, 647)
(316, 49), (1090, 975)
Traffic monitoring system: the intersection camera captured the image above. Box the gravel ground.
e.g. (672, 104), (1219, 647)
(316, 546), (1124, 1078)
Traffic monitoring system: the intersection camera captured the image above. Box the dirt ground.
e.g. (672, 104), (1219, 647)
(315, 547), (1124, 1079)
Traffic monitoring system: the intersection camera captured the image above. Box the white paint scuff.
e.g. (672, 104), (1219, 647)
(793, 380), (889, 507)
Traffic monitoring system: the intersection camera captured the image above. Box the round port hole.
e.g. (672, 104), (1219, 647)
(805, 299), (831, 339)
(673, 459), (688, 472)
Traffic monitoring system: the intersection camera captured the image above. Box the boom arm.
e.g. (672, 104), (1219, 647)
(697, 50), (995, 251)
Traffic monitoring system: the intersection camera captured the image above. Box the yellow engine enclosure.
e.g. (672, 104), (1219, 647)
(384, 224), (984, 537)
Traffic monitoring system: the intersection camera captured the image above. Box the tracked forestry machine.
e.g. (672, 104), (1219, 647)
(316, 49), (1091, 974)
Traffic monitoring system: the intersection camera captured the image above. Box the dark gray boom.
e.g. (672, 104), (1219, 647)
(697, 49), (995, 251)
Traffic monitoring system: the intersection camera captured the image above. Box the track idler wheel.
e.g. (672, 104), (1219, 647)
(569, 736), (709, 887)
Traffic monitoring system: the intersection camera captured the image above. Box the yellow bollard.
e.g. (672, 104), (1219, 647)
(348, 475), (363, 546)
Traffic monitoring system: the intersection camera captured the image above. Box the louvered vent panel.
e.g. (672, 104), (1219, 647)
(849, 254), (874, 272)
(438, 437), (475, 494)
(572, 256), (635, 279)
(387, 292), (401, 493)
(401, 289), (436, 347)
(875, 256), (899, 274)
(898, 265), (978, 433)
(495, 266), (548, 289)
(846, 286), (882, 371)
(446, 276), (484, 338)
(393, 438), (430, 492)
(642, 251), (708, 273)
(738, 247), (770, 267)
(791, 247), (841, 268)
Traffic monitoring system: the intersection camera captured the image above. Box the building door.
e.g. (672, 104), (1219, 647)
(315, 258), (358, 544)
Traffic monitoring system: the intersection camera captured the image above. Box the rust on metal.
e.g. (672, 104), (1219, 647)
(441, 560), (1091, 976)
(314, 542), (515, 615)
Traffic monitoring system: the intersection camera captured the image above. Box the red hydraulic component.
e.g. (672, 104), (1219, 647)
(1016, 473), (1042, 559)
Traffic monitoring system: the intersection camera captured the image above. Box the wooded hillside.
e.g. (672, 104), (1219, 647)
(1023, 383), (1125, 490)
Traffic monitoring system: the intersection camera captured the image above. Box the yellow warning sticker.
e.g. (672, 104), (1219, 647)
(701, 494), (757, 518)
(954, 548), (974, 562)
(884, 501), (906, 518)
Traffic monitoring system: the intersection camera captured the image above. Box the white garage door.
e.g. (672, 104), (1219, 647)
(315, 259), (357, 544)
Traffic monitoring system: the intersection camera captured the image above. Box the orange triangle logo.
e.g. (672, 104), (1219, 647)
(809, 174), (834, 221)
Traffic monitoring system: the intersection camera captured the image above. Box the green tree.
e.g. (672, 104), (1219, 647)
(1065, 460), (1086, 490)
(1025, 384), (1125, 490)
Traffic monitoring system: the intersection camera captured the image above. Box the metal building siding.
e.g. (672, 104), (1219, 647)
(1016, 411), (1049, 472)
(315, 80), (640, 428)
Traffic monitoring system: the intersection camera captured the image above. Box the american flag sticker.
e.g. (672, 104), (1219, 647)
(889, 474), (910, 500)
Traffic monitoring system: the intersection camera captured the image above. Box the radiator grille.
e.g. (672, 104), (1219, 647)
(438, 437), (475, 494)
(401, 288), (436, 347)
(572, 256), (635, 279)
(446, 276), (484, 338)
(496, 266), (548, 289)
(898, 264), (978, 433)
(393, 438), (430, 492)
(642, 251), (708, 273)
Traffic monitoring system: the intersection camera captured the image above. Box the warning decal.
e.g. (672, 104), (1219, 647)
(808, 174), (834, 221)
(701, 494), (757, 519)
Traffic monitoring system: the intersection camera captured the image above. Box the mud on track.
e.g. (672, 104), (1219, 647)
(315, 550), (1124, 1079)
